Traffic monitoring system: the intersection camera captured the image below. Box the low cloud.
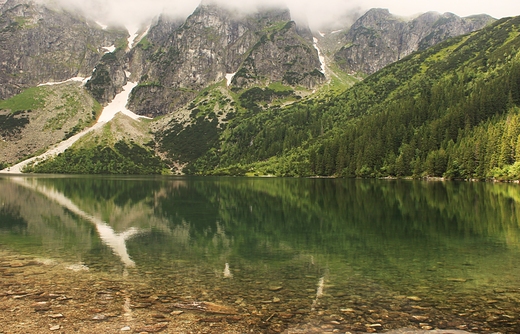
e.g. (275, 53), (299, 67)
(39, 0), (373, 30)
(34, 0), (520, 30)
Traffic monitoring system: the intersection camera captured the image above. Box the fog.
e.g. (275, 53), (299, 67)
(33, 0), (520, 30)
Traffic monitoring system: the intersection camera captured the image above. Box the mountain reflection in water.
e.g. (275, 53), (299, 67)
(0, 176), (519, 332)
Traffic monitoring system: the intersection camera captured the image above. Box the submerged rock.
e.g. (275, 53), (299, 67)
(173, 301), (237, 315)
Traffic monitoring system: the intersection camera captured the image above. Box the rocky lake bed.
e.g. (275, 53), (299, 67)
(1, 247), (518, 333)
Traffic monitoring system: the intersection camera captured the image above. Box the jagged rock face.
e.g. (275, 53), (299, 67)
(85, 52), (127, 105)
(128, 4), (324, 117)
(0, 0), (127, 99)
(333, 8), (494, 75)
(232, 21), (324, 89)
(127, 14), (184, 82)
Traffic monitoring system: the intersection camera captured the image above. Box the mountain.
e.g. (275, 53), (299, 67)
(2, 0), (514, 178)
(21, 112), (165, 174)
(328, 8), (495, 75)
(127, 3), (325, 118)
(196, 16), (520, 179)
(0, 0), (328, 171)
(0, 0), (128, 100)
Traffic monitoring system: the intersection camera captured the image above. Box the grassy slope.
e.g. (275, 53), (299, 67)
(0, 83), (101, 166)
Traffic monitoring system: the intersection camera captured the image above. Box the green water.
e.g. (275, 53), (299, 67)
(1, 176), (519, 332)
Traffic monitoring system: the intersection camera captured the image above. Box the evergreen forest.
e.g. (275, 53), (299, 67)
(24, 141), (166, 175)
(187, 16), (520, 180)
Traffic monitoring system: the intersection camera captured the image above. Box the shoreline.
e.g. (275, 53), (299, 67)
(1, 171), (519, 183)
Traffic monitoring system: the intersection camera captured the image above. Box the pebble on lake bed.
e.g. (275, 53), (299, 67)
(407, 296), (422, 301)
(92, 314), (107, 321)
(66, 264), (89, 272)
(341, 308), (356, 313)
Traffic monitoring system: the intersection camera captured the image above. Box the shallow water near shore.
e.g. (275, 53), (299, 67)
(1, 176), (519, 333)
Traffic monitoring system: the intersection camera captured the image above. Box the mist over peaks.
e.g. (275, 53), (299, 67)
(6, 0), (518, 32)
(25, 0), (369, 31)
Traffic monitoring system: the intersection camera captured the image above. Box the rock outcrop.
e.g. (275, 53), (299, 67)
(332, 8), (494, 75)
(0, 0), (127, 99)
(85, 51), (128, 105)
(231, 21), (323, 90)
(127, 3), (324, 117)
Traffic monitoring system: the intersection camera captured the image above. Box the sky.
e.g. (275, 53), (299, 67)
(43, 0), (520, 30)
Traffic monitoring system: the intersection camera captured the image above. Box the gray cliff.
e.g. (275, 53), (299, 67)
(127, 4), (324, 117)
(0, 0), (128, 99)
(85, 51), (128, 105)
(332, 8), (495, 75)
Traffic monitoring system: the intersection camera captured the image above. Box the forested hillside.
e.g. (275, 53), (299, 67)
(23, 114), (166, 174)
(189, 16), (520, 180)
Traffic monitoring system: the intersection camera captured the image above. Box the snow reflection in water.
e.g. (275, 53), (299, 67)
(11, 177), (141, 268)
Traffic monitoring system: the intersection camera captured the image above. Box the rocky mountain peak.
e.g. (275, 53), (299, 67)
(332, 8), (495, 75)
(128, 2), (324, 117)
(353, 8), (394, 25)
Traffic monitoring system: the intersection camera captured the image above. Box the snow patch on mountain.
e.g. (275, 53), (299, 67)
(96, 21), (108, 30)
(2, 123), (103, 173)
(313, 37), (326, 75)
(97, 81), (148, 122)
(38, 77), (91, 86)
(126, 24), (151, 50)
(1, 76), (149, 174)
(225, 73), (236, 86)
(102, 45), (116, 53)
(127, 25), (140, 49)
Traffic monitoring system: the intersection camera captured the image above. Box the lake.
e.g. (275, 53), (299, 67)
(1, 175), (519, 333)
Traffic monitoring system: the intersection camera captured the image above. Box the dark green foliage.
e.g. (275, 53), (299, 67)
(24, 140), (166, 174)
(1, 21), (20, 33)
(283, 72), (301, 85)
(63, 122), (83, 140)
(283, 70), (325, 86)
(153, 47), (181, 67)
(239, 87), (293, 112)
(0, 110), (31, 137)
(136, 36), (152, 50)
(232, 58), (259, 86)
(101, 52), (117, 61)
(84, 66), (111, 102)
(159, 116), (219, 165)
